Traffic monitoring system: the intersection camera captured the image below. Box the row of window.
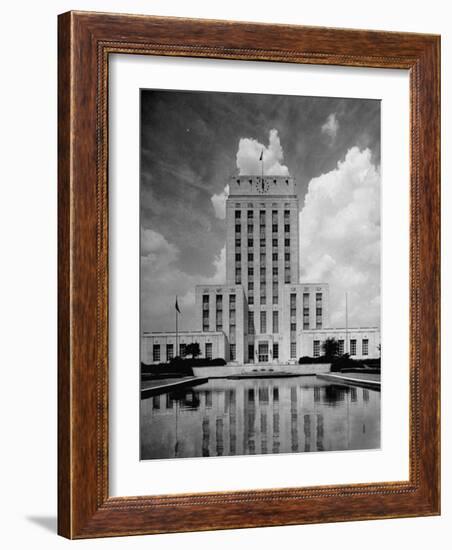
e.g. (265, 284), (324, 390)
(152, 338), (370, 362)
(235, 252), (291, 262)
(247, 310), (279, 335)
(235, 209), (291, 220)
(152, 342), (214, 362)
(236, 268), (291, 285)
(235, 238), (291, 248)
(235, 224), (291, 233)
(202, 294), (236, 331)
(312, 338), (369, 357)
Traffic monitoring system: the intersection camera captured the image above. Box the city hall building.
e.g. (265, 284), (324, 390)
(142, 175), (380, 365)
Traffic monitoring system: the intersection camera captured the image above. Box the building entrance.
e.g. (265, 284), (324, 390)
(258, 341), (269, 363)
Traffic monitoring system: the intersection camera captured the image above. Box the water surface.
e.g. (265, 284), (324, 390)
(140, 376), (380, 460)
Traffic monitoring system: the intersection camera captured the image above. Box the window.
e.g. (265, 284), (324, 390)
(272, 238), (278, 247)
(350, 339), (357, 356)
(248, 344), (255, 361)
(229, 294), (236, 309)
(362, 339), (369, 356)
(313, 340), (320, 357)
(235, 210), (241, 219)
(248, 253), (253, 262)
(248, 238), (253, 247)
(202, 308), (209, 331)
(273, 267), (278, 276)
(338, 340), (344, 355)
(260, 253), (266, 263)
(290, 322), (296, 332)
(235, 238), (241, 248)
(290, 293), (296, 314)
(272, 292), (278, 305)
(248, 281), (254, 290)
(248, 295), (254, 305)
(248, 267), (254, 276)
(153, 344), (160, 362)
(284, 224), (290, 232)
(260, 295), (266, 305)
(272, 210), (278, 222)
(259, 210), (266, 222)
(260, 238), (266, 247)
(284, 238), (290, 247)
(247, 224), (253, 233)
(303, 317), (309, 330)
(248, 311), (254, 334)
(179, 343), (186, 357)
(260, 311), (267, 333)
(285, 268), (291, 283)
(235, 268), (241, 284)
(247, 210), (253, 219)
(235, 224), (241, 233)
(316, 319), (322, 329)
(235, 253), (241, 262)
(290, 342), (297, 359)
(272, 311), (279, 333)
(272, 252), (278, 261)
(285, 253), (290, 261)
(230, 344), (236, 361)
(303, 293), (309, 307)
(203, 294), (209, 307)
(284, 210), (290, 219)
(273, 343), (279, 359)
(216, 295), (223, 330)
(205, 342), (212, 359)
(166, 344), (174, 361)
(272, 224), (278, 233)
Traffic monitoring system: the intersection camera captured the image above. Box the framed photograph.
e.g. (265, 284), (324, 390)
(58, 11), (440, 538)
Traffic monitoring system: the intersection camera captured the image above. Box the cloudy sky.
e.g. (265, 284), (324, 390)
(141, 89), (380, 332)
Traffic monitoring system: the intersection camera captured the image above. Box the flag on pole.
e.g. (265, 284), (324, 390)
(175, 297), (181, 313)
(259, 149), (263, 161)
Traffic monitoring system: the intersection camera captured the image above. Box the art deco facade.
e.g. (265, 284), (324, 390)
(142, 175), (380, 364)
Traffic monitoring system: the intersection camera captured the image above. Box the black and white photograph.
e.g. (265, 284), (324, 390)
(140, 89), (381, 460)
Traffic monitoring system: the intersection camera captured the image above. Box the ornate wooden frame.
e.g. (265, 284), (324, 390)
(58, 11), (440, 539)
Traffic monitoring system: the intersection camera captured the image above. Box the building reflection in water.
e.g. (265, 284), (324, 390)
(140, 377), (380, 460)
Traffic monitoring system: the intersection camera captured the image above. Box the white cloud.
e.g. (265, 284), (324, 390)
(211, 184), (230, 219)
(321, 113), (339, 140)
(299, 147), (380, 328)
(141, 229), (225, 331)
(236, 129), (289, 176)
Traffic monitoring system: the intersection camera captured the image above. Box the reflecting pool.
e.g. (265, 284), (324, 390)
(140, 376), (380, 460)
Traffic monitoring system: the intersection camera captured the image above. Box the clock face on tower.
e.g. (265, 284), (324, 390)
(255, 177), (270, 194)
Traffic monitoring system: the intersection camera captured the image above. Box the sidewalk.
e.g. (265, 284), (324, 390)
(317, 372), (381, 390)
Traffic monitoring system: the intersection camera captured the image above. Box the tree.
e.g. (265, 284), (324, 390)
(322, 337), (340, 360)
(185, 342), (201, 359)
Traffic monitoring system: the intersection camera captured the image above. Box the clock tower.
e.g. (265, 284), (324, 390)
(225, 174), (299, 362)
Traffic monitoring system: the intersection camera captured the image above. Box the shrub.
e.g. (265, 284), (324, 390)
(298, 355), (329, 364)
(330, 354), (356, 372)
(330, 355), (381, 372)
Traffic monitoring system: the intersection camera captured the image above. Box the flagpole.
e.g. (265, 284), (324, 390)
(176, 296), (179, 358)
(345, 292), (349, 354)
(261, 149), (264, 182)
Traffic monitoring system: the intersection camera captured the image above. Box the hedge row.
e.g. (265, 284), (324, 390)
(141, 357), (226, 377)
(330, 355), (381, 372)
(298, 355), (331, 364)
